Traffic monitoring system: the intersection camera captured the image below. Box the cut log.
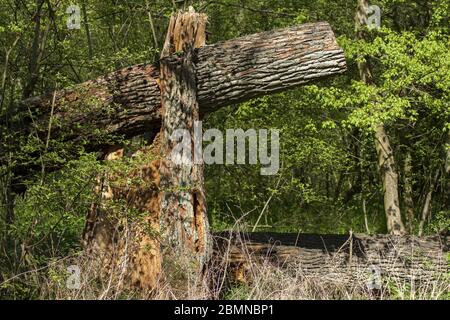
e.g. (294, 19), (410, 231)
(213, 232), (449, 284)
(17, 22), (346, 149)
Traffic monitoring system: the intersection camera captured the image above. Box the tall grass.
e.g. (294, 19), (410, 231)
(1, 230), (448, 300)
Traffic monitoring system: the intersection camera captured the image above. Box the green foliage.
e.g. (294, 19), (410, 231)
(5, 154), (99, 258)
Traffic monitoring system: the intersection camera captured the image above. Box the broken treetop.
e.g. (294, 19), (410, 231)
(21, 22), (346, 146)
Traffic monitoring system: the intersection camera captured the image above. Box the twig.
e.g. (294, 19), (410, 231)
(252, 173), (283, 232)
(40, 83), (58, 184)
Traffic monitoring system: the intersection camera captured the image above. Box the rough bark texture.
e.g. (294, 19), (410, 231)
(214, 232), (449, 284)
(418, 170), (440, 236)
(18, 22), (346, 150)
(355, 0), (406, 235)
(374, 125), (406, 234)
(71, 14), (347, 291)
(158, 8), (210, 274)
(403, 152), (415, 233)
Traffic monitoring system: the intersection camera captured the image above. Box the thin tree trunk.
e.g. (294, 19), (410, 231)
(374, 125), (406, 234)
(0, 36), (20, 227)
(23, 0), (49, 99)
(0, 35), (20, 112)
(355, 0), (406, 235)
(81, 0), (93, 60)
(418, 170), (440, 236)
(362, 198), (370, 234)
(445, 130), (450, 175)
(145, 0), (159, 50)
(403, 151), (415, 233)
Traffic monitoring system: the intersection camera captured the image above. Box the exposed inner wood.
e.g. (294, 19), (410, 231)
(82, 144), (162, 289)
(158, 9), (210, 269)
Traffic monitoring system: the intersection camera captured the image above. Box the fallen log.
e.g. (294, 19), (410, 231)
(213, 232), (449, 285)
(17, 22), (346, 149)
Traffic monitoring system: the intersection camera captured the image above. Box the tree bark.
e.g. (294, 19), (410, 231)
(403, 151), (415, 233)
(445, 130), (450, 175)
(82, 9), (212, 290)
(17, 22), (346, 149)
(215, 231), (449, 284)
(355, 0), (406, 235)
(374, 125), (406, 234)
(418, 170), (440, 236)
(158, 8), (210, 273)
(23, 0), (50, 99)
(82, 146), (163, 289)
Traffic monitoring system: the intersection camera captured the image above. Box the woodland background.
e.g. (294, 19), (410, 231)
(0, 0), (449, 299)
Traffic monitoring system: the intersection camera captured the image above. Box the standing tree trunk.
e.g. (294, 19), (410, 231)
(24, 0), (50, 99)
(445, 130), (450, 175)
(403, 151), (415, 233)
(374, 125), (406, 234)
(158, 8), (210, 276)
(355, 0), (406, 235)
(418, 170), (440, 236)
(83, 145), (163, 290)
(81, 0), (93, 60)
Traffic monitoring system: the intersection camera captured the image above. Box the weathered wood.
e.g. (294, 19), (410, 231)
(81, 146), (163, 290)
(158, 9), (210, 269)
(214, 232), (449, 284)
(81, 9), (212, 290)
(18, 22), (346, 149)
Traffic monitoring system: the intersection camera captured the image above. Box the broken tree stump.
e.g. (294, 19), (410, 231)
(82, 145), (162, 289)
(158, 8), (210, 271)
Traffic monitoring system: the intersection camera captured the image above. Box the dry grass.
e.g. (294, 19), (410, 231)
(1, 231), (449, 300)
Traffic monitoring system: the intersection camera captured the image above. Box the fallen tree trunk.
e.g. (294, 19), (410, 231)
(17, 22), (346, 149)
(213, 232), (449, 284)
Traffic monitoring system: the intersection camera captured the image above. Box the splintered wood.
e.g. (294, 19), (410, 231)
(158, 8), (210, 268)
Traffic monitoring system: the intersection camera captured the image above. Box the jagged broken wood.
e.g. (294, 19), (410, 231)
(19, 22), (346, 149)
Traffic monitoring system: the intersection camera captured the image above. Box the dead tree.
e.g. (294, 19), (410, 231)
(158, 9), (210, 276)
(13, 10), (348, 289)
